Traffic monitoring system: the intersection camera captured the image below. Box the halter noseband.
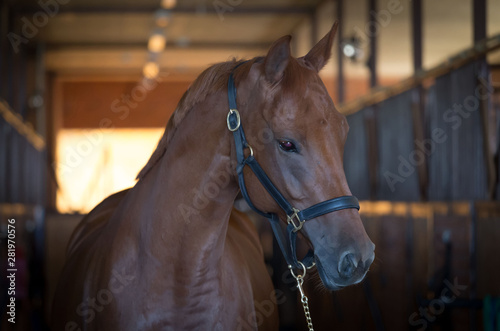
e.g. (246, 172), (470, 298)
(226, 63), (360, 270)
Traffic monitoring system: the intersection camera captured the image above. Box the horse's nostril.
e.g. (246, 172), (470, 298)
(338, 253), (358, 279)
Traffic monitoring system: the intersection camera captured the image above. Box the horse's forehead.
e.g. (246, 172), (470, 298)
(269, 89), (345, 138)
(306, 80), (333, 113)
(286, 74), (336, 120)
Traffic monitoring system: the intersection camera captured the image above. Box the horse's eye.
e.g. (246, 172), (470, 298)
(278, 140), (298, 153)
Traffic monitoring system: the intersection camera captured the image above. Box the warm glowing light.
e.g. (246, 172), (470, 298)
(148, 32), (166, 53)
(55, 128), (164, 213)
(161, 0), (176, 9)
(143, 61), (160, 79)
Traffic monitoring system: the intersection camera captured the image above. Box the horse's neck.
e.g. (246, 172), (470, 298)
(117, 95), (239, 279)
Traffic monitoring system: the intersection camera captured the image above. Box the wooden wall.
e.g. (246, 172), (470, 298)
(344, 59), (494, 201)
(269, 201), (500, 331)
(55, 78), (191, 129)
(0, 102), (46, 205)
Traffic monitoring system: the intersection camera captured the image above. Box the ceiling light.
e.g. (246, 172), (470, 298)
(148, 31), (166, 53)
(143, 62), (160, 79)
(341, 36), (364, 62)
(342, 44), (356, 58)
(161, 0), (176, 9)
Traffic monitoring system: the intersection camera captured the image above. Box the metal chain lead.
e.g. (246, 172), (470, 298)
(289, 263), (314, 331)
(297, 278), (314, 331)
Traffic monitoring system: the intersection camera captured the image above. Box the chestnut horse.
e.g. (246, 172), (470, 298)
(51, 23), (374, 330)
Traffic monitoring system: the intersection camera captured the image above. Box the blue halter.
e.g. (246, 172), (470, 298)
(227, 63), (360, 270)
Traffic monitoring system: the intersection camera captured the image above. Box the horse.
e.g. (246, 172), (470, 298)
(51, 22), (375, 330)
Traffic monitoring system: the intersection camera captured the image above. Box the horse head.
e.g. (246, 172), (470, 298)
(233, 22), (375, 290)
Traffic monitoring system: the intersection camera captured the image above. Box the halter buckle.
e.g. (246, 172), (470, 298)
(287, 208), (304, 232)
(227, 109), (241, 131)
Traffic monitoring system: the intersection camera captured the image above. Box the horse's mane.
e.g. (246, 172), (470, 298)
(137, 58), (252, 180)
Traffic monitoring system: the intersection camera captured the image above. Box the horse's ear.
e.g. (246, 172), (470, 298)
(264, 35), (292, 84)
(303, 21), (338, 72)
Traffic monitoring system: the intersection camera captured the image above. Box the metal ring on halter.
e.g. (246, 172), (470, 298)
(246, 144), (254, 157)
(306, 262), (316, 270)
(288, 261), (307, 280)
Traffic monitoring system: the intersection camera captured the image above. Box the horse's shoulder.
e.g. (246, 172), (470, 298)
(66, 189), (130, 257)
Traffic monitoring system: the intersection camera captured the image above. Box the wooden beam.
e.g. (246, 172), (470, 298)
(0, 0), (9, 101)
(45, 46), (267, 74)
(365, 0), (379, 200)
(339, 34), (500, 115)
(478, 70), (497, 200)
(364, 108), (379, 200)
(15, 5), (315, 15)
(0, 99), (45, 151)
(35, 43), (46, 139)
(336, 0), (345, 104)
(46, 72), (62, 209)
(367, 0), (377, 88)
(411, 88), (428, 201)
(46, 41), (271, 50)
(473, 0), (487, 43)
(412, 0), (422, 72)
(411, 0), (427, 201)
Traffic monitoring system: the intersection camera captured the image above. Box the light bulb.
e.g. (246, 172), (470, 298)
(143, 62), (160, 79)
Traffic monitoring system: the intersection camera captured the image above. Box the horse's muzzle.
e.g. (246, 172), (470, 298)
(315, 249), (375, 290)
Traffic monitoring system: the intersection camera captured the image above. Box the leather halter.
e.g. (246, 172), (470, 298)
(226, 63), (360, 269)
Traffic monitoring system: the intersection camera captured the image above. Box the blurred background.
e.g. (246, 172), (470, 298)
(1, 0), (500, 330)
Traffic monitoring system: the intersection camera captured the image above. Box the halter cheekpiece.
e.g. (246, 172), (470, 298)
(226, 62), (360, 270)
